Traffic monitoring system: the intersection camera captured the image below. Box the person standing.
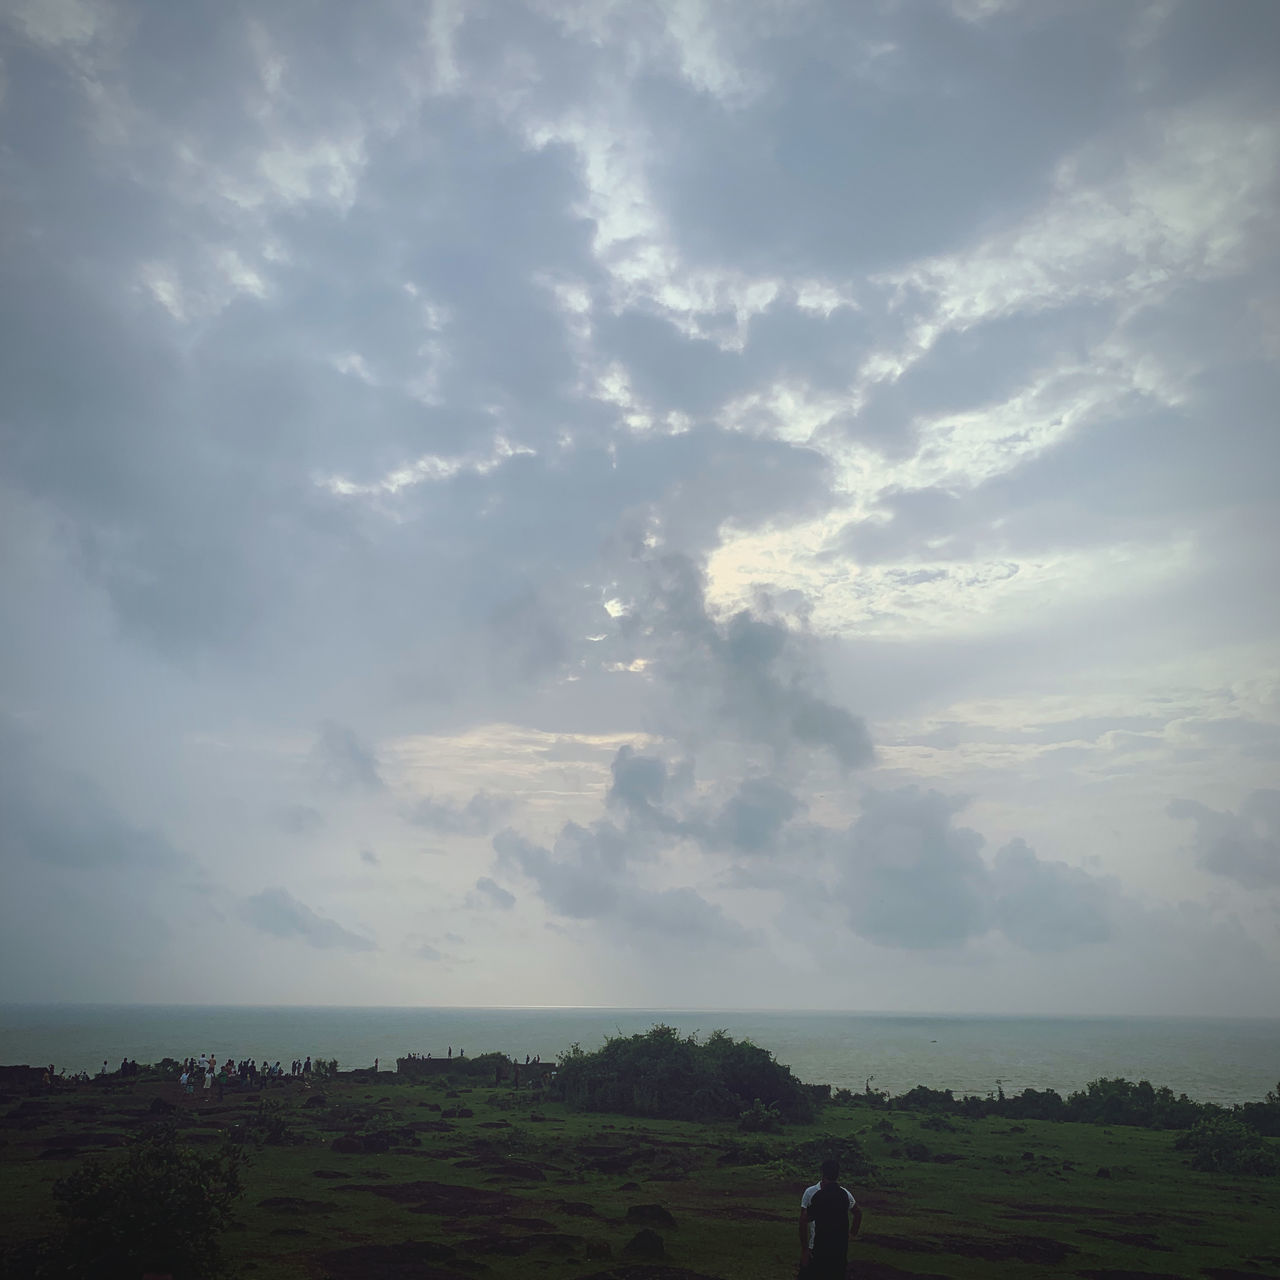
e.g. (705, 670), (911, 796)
(798, 1158), (862, 1279)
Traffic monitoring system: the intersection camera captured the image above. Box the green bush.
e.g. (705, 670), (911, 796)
(1174, 1116), (1280, 1176)
(553, 1025), (813, 1123)
(51, 1123), (246, 1278)
(786, 1132), (878, 1180)
(738, 1098), (782, 1133)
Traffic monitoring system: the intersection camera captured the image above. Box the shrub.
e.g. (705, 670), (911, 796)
(787, 1132), (878, 1180)
(51, 1123), (246, 1278)
(1175, 1116), (1280, 1176)
(246, 1099), (302, 1146)
(311, 1057), (340, 1081)
(738, 1098), (782, 1133)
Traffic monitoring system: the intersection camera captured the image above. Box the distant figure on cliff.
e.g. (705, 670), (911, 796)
(448, 1046), (452, 1059)
(798, 1158), (861, 1279)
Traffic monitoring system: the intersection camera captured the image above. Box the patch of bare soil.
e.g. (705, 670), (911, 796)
(313, 1240), (465, 1280)
(856, 1265), (954, 1280)
(1078, 1227), (1172, 1251)
(501, 1215), (556, 1232)
(1201, 1270), (1280, 1280)
(698, 1204), (790, 1222)
(257, 1197), (339, 1214)
(339, 1179), (514, 1216)
(1000, 1201), (1199, 1228)
(1075, 1272), (1187, 1280)
(865, 1231), (1076, 1264)
(461, 1230), (586, 1257)
(576, 1268), (725, 1280)
(39, 1131), (128, 1157)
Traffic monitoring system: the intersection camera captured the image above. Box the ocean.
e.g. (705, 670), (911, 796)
(2, 1005), (1277, 1105)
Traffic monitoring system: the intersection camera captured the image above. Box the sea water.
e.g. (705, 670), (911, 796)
(1, 1005), (1277, 1105)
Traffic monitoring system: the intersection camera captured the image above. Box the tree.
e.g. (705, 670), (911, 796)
(553, 1025), (813, 1122)
(52, 1123), (246, 1278)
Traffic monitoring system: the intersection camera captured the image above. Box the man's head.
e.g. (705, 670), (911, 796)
(821, 1158), (839, 1182)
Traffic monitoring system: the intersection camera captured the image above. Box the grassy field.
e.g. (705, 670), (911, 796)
(2, 1070), (1278, 1279)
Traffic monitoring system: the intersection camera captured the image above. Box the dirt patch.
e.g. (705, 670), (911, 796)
(857, 1265), (954, 1280)
(1001, 1201), (1198, 1228)
(699, 1204), (789, 1222)
(1202, 1271), (1280, 1280)
(462, 1231), (586, 1257)
(482, 1159), (545, 1181)
(257, 1196), (339, 1215)
(1079, 1228), (1172, 1251)
(314, 1240), (463, 1280)
(501, 1215), (556, 1231)
(865, 1232), (1076, 1264)
(340, 1179), (514, 1216)
(942, 1233), (1077, 1264)
(312, 1168), (350, 1179)
(576, 1268), (724, 1280)
(1076, 1272), (1186, 1279)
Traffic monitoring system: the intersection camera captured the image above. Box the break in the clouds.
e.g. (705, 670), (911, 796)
(1, 0), (1277, 1014)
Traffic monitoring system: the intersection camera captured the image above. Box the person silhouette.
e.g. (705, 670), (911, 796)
(798, 1158), (862, 1279)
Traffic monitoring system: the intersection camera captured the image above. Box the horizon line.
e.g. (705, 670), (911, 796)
(2, 1001), (1277, 1021)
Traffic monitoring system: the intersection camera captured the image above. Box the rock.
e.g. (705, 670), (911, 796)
(623, 1228), (665, 1259)
(304, 1093), (327, 1108)
(626, 1204), (677, 1228)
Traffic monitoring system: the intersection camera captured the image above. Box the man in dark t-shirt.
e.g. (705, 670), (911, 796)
(798, 1158), (862, 1279)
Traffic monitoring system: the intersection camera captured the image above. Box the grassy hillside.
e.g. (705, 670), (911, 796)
(2, 1065), (1278, 1279)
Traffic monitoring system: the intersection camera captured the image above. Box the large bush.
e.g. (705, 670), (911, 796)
(1174, 1116), (1280, 1176)
(553, 1025), (814, 1123)
(51, 1123), (246, 1278)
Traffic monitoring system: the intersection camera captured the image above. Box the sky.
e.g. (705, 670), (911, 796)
(1, 0), (1278, 1016)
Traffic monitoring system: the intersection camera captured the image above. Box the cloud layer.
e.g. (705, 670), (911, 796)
(1, 0), (1277, 1013)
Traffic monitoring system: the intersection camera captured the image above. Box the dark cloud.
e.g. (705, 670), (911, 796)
(240, 887), (374, 951)
(991, 838), (1113, 952)
(0, 717), (181, 870)
(834, 788), (1115, 952)
(709, 777), (802, 855)
(359, 848), (379, 867)
(472, 877), (516, 910)
(615, 554), (874, 768)
(408, 790), (513, 837)
(837, 787), (991, 949)
(493, 819), (754, 948)
(311, 722), (383, 791)
(277, 805), (325, 836)
(1169, 791), (1280, 890)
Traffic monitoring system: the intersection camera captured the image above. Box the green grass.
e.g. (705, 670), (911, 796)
(2, 1074), (1278, 1279)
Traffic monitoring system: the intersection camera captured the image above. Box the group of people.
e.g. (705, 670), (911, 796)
(176, 1053), (316, 1099)
(403, 1045), (466, 1060)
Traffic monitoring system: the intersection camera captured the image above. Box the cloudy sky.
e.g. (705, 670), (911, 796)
(2, 0), (1278, 1016)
